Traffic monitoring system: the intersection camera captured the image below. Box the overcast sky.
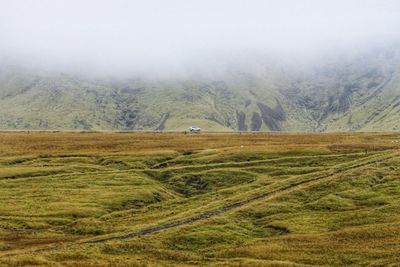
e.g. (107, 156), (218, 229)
(0, 0), (399, 76)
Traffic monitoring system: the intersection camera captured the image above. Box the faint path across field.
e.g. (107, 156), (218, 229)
(85, 151), (398, 243)
(2, 151), (398, 257)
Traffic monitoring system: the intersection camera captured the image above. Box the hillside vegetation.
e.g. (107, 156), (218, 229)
(0, 132), (400, 266)
(1, 46), (400, 132)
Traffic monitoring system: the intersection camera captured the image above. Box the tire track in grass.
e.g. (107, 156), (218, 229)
(85, 151), (398, 243)
(2, 151), (398, 257)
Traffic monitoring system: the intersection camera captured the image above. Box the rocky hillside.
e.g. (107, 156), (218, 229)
(1, 47), (400, 132)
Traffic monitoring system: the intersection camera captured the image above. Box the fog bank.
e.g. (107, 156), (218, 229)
(1, 0), (399, 77)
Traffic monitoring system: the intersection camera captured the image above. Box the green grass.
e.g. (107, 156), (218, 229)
(0, 132), (399, 266)
(2, 55), (400, 132)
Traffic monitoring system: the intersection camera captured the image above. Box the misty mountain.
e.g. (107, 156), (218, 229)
(1, 47), (400, 132)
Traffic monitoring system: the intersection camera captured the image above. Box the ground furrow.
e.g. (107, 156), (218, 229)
(2, 151), (397, 258)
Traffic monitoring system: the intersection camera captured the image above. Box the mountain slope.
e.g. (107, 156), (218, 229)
(1, 48), (399, 131)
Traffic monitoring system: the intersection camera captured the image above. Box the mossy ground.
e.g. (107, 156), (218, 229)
(0, 132), (399, 266)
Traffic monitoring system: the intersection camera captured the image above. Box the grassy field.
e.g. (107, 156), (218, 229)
(0, 132), (400, 266)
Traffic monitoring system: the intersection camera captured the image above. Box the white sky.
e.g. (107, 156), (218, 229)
(0, 0), (399, 75)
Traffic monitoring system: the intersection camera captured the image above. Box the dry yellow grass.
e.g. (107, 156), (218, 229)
(0, 132), (399, 266)
(0, 131), (398, 156)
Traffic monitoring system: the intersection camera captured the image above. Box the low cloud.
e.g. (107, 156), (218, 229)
(0, 0), (399, 76)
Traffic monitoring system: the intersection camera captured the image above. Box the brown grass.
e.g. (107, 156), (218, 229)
(0, 131), (398, 156)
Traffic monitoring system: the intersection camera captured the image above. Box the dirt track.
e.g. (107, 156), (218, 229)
(2, 151), (398, 257)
